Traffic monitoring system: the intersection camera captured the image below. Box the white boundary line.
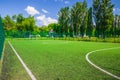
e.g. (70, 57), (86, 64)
(8, 41), (36, 80)
(86, 47), (120, 80)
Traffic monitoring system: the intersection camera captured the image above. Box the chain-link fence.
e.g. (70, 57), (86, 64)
(4, 30), (72, 38)
(0, 16), (5, 59)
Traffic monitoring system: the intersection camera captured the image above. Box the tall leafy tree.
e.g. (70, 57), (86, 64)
(101, 0), (114, 38)
(64, 7), (70, 36)
(71, 2), (83, 36)
(58, 7), (70, 37)
(80, 0), (88, 37)
(114, 15), (120, 37)
(93, 0), (114, 39)
(93, 0), (101, 38)
(87, 7), (93, 38)
(118, 15), (120, 37)
(16, 14), (25, 31)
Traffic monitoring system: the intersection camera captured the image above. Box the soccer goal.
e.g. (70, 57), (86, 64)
(29, 34), (41, 39)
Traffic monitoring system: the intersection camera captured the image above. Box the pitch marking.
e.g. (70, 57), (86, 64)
(8, 41), (36, 80)
(86, 47), (120, 80)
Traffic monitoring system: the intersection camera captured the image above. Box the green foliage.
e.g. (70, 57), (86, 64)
(48, 23), (60, 34)
(114, 15), (120, 37)
(93, 0), (114, 39)
(71, 2), (83, 36)
(1, 0), (119, 39)
(2, 15), (15, 31)
(57, 1), (89, 37)
(87, 7), (94, 38)
(2, 14), (40, 38)
(58, 7), (70, 36)
(80, 0), (88, 38)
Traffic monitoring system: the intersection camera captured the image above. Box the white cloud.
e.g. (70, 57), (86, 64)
(64, 1), (69, 4)
(54, 0), (70, 5)
(113, 8), (116, 11)
(36, 15), (58, 26)
(25, 6), (39, 16)
(113, 8), (120, 12)
(42, 9), (48, 14)
(113, 8), (120, 15)
(55, 0), (63, 2)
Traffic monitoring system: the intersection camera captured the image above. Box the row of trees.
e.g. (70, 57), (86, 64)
(58, 0), (94, 38)
(1, 0), (120, 38)
(2, 14), (60, 38)
(2, 14), (40, 37)
(58, 0), (120, 38)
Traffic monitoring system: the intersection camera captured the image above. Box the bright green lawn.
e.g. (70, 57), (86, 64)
(1, 43), (30, 80)
(9, 40), (120, 80)
(90, 48), (120, 77)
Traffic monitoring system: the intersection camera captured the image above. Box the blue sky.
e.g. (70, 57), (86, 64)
(0, 0), (120, 26)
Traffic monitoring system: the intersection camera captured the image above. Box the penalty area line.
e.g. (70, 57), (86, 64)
(86, 47), (120, 80)
(8, 41), (36, 80)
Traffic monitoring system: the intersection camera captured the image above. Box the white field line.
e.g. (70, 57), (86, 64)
(86, 47), (120, 80)
(8, 41), (36, 80)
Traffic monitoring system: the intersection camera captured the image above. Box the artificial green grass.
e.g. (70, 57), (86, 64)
(10, 40), (120, 80)
(1, 43), (31, 80)
(0, 61), (1, 79)
(89, 48), (120, 77)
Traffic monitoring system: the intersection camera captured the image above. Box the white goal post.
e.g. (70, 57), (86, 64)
(29, 34), (41, 38)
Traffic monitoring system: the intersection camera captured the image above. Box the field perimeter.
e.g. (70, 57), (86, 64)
(3, 40), (120, 80)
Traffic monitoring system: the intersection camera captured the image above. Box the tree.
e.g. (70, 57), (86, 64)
(71, 2), (83, 36)
(93, 0), (101, 38)
(12, 15), (17, 21)
(48, 23), (60, 34)
(2, 15), (15, 31)
(101, 0), (114, 38)
(80, 0), (88, 38)
(87, 7), (93, 38)
(63, 7), (70, 37)
(93, 0), (114, 39)
(16, 14), (25, 31)
(114, 15), (120, 37)
(58, 7), (70, 37)
(118, 15), (120, 37)
(25, 16), (35, 32)
(3, 14), (39, 38)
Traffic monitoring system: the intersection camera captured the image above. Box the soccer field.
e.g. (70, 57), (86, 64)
(3, 40), (120, 80)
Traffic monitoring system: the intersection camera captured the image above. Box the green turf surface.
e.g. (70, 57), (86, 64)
(90, 48), (120, 77)
(1, 43), (30, 80)
(9, 40), (120, 80)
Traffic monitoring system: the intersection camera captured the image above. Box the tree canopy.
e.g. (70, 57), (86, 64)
(1, 0), (120, 39)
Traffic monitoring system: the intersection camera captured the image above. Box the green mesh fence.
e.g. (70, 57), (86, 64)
(4, 30), (72, 38)
(0, 16), (5, 59)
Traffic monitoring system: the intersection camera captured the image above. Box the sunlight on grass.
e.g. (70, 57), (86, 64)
(9, 40), (120, 80)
